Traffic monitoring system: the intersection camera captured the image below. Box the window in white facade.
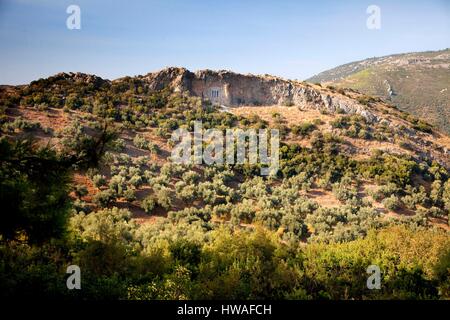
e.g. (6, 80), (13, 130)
(211, 89), (219, 98)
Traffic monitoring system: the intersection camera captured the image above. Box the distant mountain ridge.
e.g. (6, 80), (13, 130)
(306, 49), (450, 134)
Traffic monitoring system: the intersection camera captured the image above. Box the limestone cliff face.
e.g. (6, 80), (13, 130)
(142, 67), (379, 123)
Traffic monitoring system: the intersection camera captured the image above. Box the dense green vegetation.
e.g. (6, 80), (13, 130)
(1, 218), (449, 299)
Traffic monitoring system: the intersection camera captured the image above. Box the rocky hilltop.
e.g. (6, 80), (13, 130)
(15, 67), (399, 125)
(133, 67), (379, 123)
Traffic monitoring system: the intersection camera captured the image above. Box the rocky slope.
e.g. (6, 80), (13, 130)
(133, 67), (381, 122)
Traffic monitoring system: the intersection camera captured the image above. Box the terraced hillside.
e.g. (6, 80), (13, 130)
(1, 69), (450, 299)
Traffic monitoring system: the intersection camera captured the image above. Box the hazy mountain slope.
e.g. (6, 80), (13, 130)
(307, 49), (450, 134)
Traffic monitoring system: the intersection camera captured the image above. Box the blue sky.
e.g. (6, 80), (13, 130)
(0, 0), (449, 84)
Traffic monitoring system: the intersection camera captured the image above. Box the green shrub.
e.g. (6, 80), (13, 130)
(123, 188), (136, 202)
(291, 122), (317, 136)
(2, 117), (41, 132)
(133, 134), (149, 149)
(382, 195), (401, 211)
(74, 185), (88, 198)
(93, 189), (116, 207)
(412, 120), (433, 133)
(128, 174), (143, 188)
(109, 175), (127, 196)
(92, 174), (107, 188)
(141, 196), (156, 214)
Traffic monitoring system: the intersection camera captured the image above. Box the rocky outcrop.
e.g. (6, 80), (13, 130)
(143, 67), (193, 92)
(50, 72), (107, 86)
(142, 68), (379, 123)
